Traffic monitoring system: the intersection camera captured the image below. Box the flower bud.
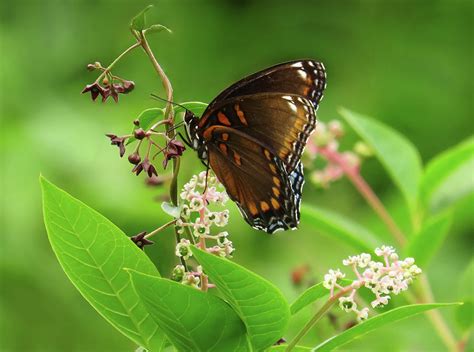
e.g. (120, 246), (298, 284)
(133, 119), (140, 126)
(86, 64), (95, 71)
(134, 128), (146, 140)
(128, 152), (141, 165)
(122, 80), (135, 93)
(102, 77), (110, 86)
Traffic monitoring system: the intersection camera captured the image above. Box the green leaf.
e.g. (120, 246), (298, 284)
(136, 108), (165, 131)
(161, 202), (180, 218)
(146, 24), (172, 34)
(301, 205), (379, 253)
(127, 108), (165, 145)
(173, 101), (209, 116)
(313, 303), (460, 351)
(128, 270), (250, 352)
(192, 247), (290, 351)
(130, 5), (153, 31)
(420, 137), (474, 214)
(291, 283), (328, 315)
(406, 211), (452, 268)
(40, 176), (164, 350)
(455, 300), (473, 332)
(339, 108), (422, 214)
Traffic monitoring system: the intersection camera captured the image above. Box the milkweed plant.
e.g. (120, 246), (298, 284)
(40, 6), (472, 352)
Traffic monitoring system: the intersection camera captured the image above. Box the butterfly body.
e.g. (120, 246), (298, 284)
(185, 60), (326, 233)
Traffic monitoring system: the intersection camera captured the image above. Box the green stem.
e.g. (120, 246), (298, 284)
(286, 285), (354, 351)
(96, 41), (141, 82)
(144, 219), (177, 239)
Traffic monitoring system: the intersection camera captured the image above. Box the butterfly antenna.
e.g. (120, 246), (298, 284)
(150, 94), (193, 112)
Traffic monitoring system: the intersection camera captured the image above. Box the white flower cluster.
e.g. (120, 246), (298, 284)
(323, 245), (422, 322)
(174, 171), (234, 259)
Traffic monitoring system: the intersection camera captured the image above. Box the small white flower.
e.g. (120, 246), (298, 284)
(343, 255), (360, 266)
(339, 296), (357, 312)
(359, 253), (371, 268)
(189, 196), (205, 211)
(323, 269), (345, 289)
(356, 307), (369, 322)
(175, 239), (192, 260)
(183, 273), (200, 288)
(375, 245), (395, 257)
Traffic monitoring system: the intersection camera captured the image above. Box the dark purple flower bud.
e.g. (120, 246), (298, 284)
(162, 139), (186, 169)
(128, 152), (141, 165)
(274, 338), (286, 346)
(106, 134), (127, 157)
(81, 82), (107, 101)
(134, 128), (146, 140)
(132, 163), (144, 175)
(121, 80), (135, 94)
(133, 119), (140, 126)
(147, 164), (158, 178)
(130, 231), (154, 250)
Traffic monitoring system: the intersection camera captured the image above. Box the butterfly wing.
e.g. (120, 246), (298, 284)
(204, 126), (301, 233)
(199, 92), (318, 173)
(207, 60), (326, 109)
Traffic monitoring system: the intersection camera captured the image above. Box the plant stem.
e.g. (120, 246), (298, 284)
(417, 275), (458, 351)
(96, 41), (142, 82)
(144, 219), (177, 239)
(286, 285), (354, 351)
(137, 30), (185, 269)
(319, 147), (407, 246)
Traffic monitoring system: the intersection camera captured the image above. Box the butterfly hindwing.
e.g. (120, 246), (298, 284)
(205, 126), (300, 233)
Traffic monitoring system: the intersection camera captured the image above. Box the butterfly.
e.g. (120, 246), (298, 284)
(183, 60), (326, 233)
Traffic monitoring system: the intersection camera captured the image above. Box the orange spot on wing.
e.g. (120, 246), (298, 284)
(273, 177), (281, 187)
(248, 202), (258, 216)
(221, 133), (229, 141)
(263, 149), (272, 160)
(233, 151), (242, 166)
(198, 115), (209, 128)
(219, 143), (228, 155)
(260, 201), (270, 212)
(271, 197), (280, 209)
(272, 187), (280, 197)
(269, 163), (277, 174)
(202, 125), (220, 140)
(234, 104), (248, 126)
(217, 112), (231, 126)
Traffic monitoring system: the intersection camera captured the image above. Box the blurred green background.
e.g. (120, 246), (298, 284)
(1, 0), (472, 351)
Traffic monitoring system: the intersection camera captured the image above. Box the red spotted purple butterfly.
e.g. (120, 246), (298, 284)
(184, 60), (326, 233)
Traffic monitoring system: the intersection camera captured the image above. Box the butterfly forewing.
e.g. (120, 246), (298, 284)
(199, 92), (317, 172)
(206, 60), (326, 110)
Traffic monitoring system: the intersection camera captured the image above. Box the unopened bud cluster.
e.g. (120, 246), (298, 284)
(323, 246), (422, 322)
(304, 119), (373, 188)
(105, 120), (185, 181)
(82, 62), (135, 103)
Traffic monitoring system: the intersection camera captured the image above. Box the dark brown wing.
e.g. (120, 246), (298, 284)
(204, 126), (302, 233)
(198, 92), (317, 173)
(206, 60), (326, 109)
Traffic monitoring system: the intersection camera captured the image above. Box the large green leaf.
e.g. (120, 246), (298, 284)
(313, 303), (460, 351)
(128, 270), (250, 352)
(301, 205), (379, 253)
(420, 137), (474, 214)
(192, 247), (290, 351)
(339, 108), (422, 215)
(40, 176), (165, 350)
(406, 211), (452, 268)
